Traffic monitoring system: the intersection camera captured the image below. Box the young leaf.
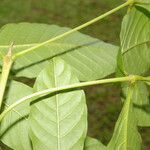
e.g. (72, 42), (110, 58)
(0, 23), (118, 81)
(29, 57), (87, 150)
(107, 85), (141, 150)
(120, 7), (150, 75)
(0, 81), (33, 150)
(84, 137), (106, 150)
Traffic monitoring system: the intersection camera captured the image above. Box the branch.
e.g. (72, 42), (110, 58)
(0, 43), (13, 110)
(12, 1), (132, 60)
(0, 75), (149, 122)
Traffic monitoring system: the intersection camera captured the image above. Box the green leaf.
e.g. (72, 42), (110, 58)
(0, 81), (33, 150)
(135, 0), (150, 12)
(29, 57), (87, 150)
(133, 82), (150, 126)
(0, 23), (118, 81)
(84, 137), (106, 150)
(107, 85), (141, 150)
(0, 141), (12, 150)
(123, 82), (150, 126)
(116, 49), (127, 77)
(146, 81), (150, 85)
(119, 7), (150, 127)
(120, 7), (150, 75)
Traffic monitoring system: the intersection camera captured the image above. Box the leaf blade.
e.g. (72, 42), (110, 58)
(29, 57), (87, 150)
(121, 7), (150, 75)
(0, 23), (118, 81)
(84, 137), (106, 150)
(123, 82), (150, 126)
(135, 0), (150, 12)
(0, 81), (33, 150)
(119, 7), (150, 127)
(107, 85), (141, 150)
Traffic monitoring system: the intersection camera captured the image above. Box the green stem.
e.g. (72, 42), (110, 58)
(0, 44), (13, 111)
(0, 75), (148, 122)
(124, 83), (135, 114)
(12, 0), (132, 60)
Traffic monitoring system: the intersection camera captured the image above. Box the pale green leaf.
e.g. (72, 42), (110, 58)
(119, 7), (150, 127)
(0, 23), (118, 81)
(146, 81), (150, 85)
(121, 7), (150, 75)
(0, 141), (12, 150)
(0, 81), (33, 150)
(135, 0), (150, 12)
(107, 85), (141, 150)
(84, 137), (106, 150)
(29, 57), (87, 150)
(132, 82), (150, 126)
(123, 82), (150, 126)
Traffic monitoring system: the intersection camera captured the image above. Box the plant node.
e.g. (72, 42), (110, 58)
(4, 42), (13, 64)
(129, 75), (140, 84)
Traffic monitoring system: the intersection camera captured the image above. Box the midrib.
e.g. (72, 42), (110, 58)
(0, 42), (81, 49)
(122, 40), (150, 55)
(123, 95), (131, 150)
(53, 59), (60, 150)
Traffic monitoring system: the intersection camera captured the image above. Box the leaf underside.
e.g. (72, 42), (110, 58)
(0, 23), (118, 81)
(0, 81), (33, 150)
(119, 7), (150, 126)
(122, 82), (150, 126)
(29, 57), (87, 150)
(107, 86), (141, 150)
(135, 0), (150, 12)
(84, 137), (106, 150)
(121, 7), (150, 75)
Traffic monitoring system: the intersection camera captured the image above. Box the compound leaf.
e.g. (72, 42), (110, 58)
(29, 57), (87, 150)
(0, 81), (33, 150)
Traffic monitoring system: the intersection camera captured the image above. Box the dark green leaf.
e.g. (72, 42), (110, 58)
(135, 0), (150, 12)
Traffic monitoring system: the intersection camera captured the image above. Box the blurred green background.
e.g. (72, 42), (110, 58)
(0, 0), (149, 149)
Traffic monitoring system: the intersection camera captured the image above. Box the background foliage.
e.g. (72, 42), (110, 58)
(0, 0), (149, 149)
